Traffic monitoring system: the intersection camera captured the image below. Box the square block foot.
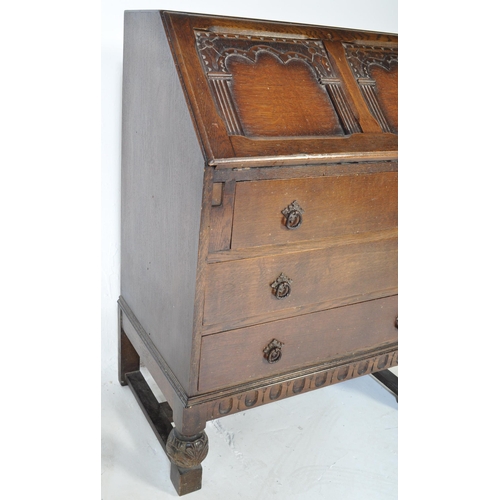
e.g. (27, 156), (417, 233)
(170, 464), (202, 496)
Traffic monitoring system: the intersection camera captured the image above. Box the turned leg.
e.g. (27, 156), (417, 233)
(118, 309), (140, 385)
(121, 361), (208, 495)
(166, 428), (209, 496)
(118, 306), (208, 495)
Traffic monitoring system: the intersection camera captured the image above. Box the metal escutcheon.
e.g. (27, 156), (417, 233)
(271, 273), (293, 299)
(264, 339), (284, 363)
(282, 201), (304, 230)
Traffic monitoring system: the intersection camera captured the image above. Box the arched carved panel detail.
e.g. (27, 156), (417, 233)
(343, 43), (398, 134)
(195, 30), (361, 136)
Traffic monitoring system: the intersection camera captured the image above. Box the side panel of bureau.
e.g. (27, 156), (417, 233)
(199, 295), (398, 392)
(121, 11), (205, 392)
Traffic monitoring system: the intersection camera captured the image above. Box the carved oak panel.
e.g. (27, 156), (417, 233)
(343, 42), (398, 134)
(195, 30), (361, 137)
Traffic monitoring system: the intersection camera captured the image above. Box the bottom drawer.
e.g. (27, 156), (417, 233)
(198, 295), (397, 393)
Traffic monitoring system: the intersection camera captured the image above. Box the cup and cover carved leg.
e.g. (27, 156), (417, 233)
(166, 429), (209, 495)
(118, 315), (209, 495)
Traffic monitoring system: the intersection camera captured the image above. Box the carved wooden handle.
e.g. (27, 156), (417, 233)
(263, 339), (284, 363)
(271, 273), (293, 300)
(281, 201), (304, 230)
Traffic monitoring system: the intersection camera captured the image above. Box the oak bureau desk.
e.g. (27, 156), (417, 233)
(118, 10), (398, 495)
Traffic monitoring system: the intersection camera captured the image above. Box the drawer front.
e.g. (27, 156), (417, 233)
(203, 236), (397, 331)
(231, 173), (397, 249)
(199, 295), (398, 393)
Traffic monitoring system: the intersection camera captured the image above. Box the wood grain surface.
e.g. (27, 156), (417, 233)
(204, 235), (397, 329)
(120, 11), (398, 452)
(199, 295), (398, 392)
(162, 11), (398, 163)
(371, 65), (398, 132)
(229, 52), (343, 137)
(231, 172), (397, 249)
(121, 12), (205, 392)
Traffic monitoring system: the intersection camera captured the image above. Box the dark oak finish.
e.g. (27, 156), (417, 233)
(202, 345), (398, 420)
(212, 161), (398, 183)
(208, 180), (236, 253)
(121, 11), (205, 394)
(342, 42), (398, 133)
(166, 429), (209, 495)
(125, 370), (174, 447)
(324, 40), (382, 133)
(229, 52), (345, 137)
(120, 10), (397, 495)
(199, 296), (397, 392)
(228, 133), (397, 160)
(118, 308), (140, 386)
(370, 65), (398, 132)
(207, 227), (398, 264)
(230, 172), (398, 249)
(161, 11), (397, 164)
(118, 297), (205, 435)
(125, 371), (208, 496)
(204, 236), (397, 329)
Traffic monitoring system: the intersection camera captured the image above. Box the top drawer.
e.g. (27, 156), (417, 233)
(231, 172), (397, 250)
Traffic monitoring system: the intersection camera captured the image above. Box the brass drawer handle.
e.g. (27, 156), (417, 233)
(271, 273), (293, 299)
(264, 339), (284, 363)
(282, 200), (304, 230)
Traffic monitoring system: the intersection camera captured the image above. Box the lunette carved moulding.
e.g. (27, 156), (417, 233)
(207, 348), (398, 419)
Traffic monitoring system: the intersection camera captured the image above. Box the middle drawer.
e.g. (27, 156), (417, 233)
(203, 234), (397, 332)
